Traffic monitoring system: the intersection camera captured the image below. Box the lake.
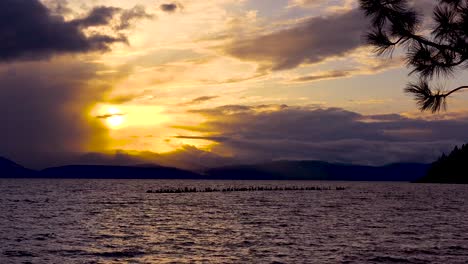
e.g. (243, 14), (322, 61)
(1, 179), (467, 263)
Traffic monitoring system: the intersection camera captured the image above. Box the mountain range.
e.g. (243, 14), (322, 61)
(0, 156), (429, 181)
(0, 157), (36, 177)
(205, 160), (429, 181)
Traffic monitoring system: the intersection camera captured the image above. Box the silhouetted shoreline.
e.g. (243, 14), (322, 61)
(1, 156), (429, 181)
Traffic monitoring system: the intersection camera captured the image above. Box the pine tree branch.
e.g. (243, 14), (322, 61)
(445, 85), (468, 96)
(406, 82), (468, 112)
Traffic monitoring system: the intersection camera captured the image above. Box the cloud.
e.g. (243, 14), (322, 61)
(288, 0), (356, 11)
(288, 0), (334, 8)
(288, 56), (403, 83)
(43, 0), (73, 16)
(176, 104), (468, 165)
(34, 146), (235, 172)
(72, 6), (121, 28)
(291, 70), (351, 82)
(117, 5), (155, 30)
(0, 58), (128, 169)
(160, 3), (183, 13)
(96, 113), (125, 119)
(224, 8), (367, 71)
(0, 0), (152, 62)
(173, 135), (229, 142)
(181, 96), (219, 106)
(10, 101), (468, 169)
(291, 0), (324, 5)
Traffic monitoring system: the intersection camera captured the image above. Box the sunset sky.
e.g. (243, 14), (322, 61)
(1, 0), (468, 170)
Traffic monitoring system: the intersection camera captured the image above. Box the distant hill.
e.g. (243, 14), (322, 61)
(0, 157), (36, 177)
(417, 144), (468, 184)
(40, 165), (202, 179)
(0, 156), (429, 181)
(205, 161), (429, 181)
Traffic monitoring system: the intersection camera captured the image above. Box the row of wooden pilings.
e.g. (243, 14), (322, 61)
(146, 186), (346, 194)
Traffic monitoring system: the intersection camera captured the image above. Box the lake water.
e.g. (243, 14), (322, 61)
(1, 179), (467, 263)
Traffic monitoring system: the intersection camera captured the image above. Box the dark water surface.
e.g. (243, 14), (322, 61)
(1, 179), (467, 263)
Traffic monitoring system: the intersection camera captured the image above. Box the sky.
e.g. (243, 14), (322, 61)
(1, 0), (468, 170)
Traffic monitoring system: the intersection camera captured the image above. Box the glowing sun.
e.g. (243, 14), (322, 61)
(106, 108), (125, 128)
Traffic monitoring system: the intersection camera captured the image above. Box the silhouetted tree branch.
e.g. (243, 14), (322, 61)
(360, 0), (468, 112)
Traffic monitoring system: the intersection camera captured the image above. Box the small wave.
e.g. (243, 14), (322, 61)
(448, 245), (467, 251)
(393, 231), (418, 235)
(22, 199), (39, 204)
(46, 249), (88, 257)
(3, 250), (36, 257)
(91, 250), (145, 258)
(33, 233), (56, 241)
(402, 248), (438, 255)
(180, 241), (196, 247)
(369, 256), (412, 263)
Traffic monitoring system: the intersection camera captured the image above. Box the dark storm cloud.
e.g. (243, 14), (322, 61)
(160, 3), (182, 13)
(0, 0), (152, 62)
(177, 105), (468, 165)
(44, 0), (73, 15)
(0, 59), (128, 169)
(225, 8), (367, 71)
(72, 6), (121, 28)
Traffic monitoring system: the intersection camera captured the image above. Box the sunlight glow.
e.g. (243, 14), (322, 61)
(105, 107), (125, 129)
(107, 114), (125, 128)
